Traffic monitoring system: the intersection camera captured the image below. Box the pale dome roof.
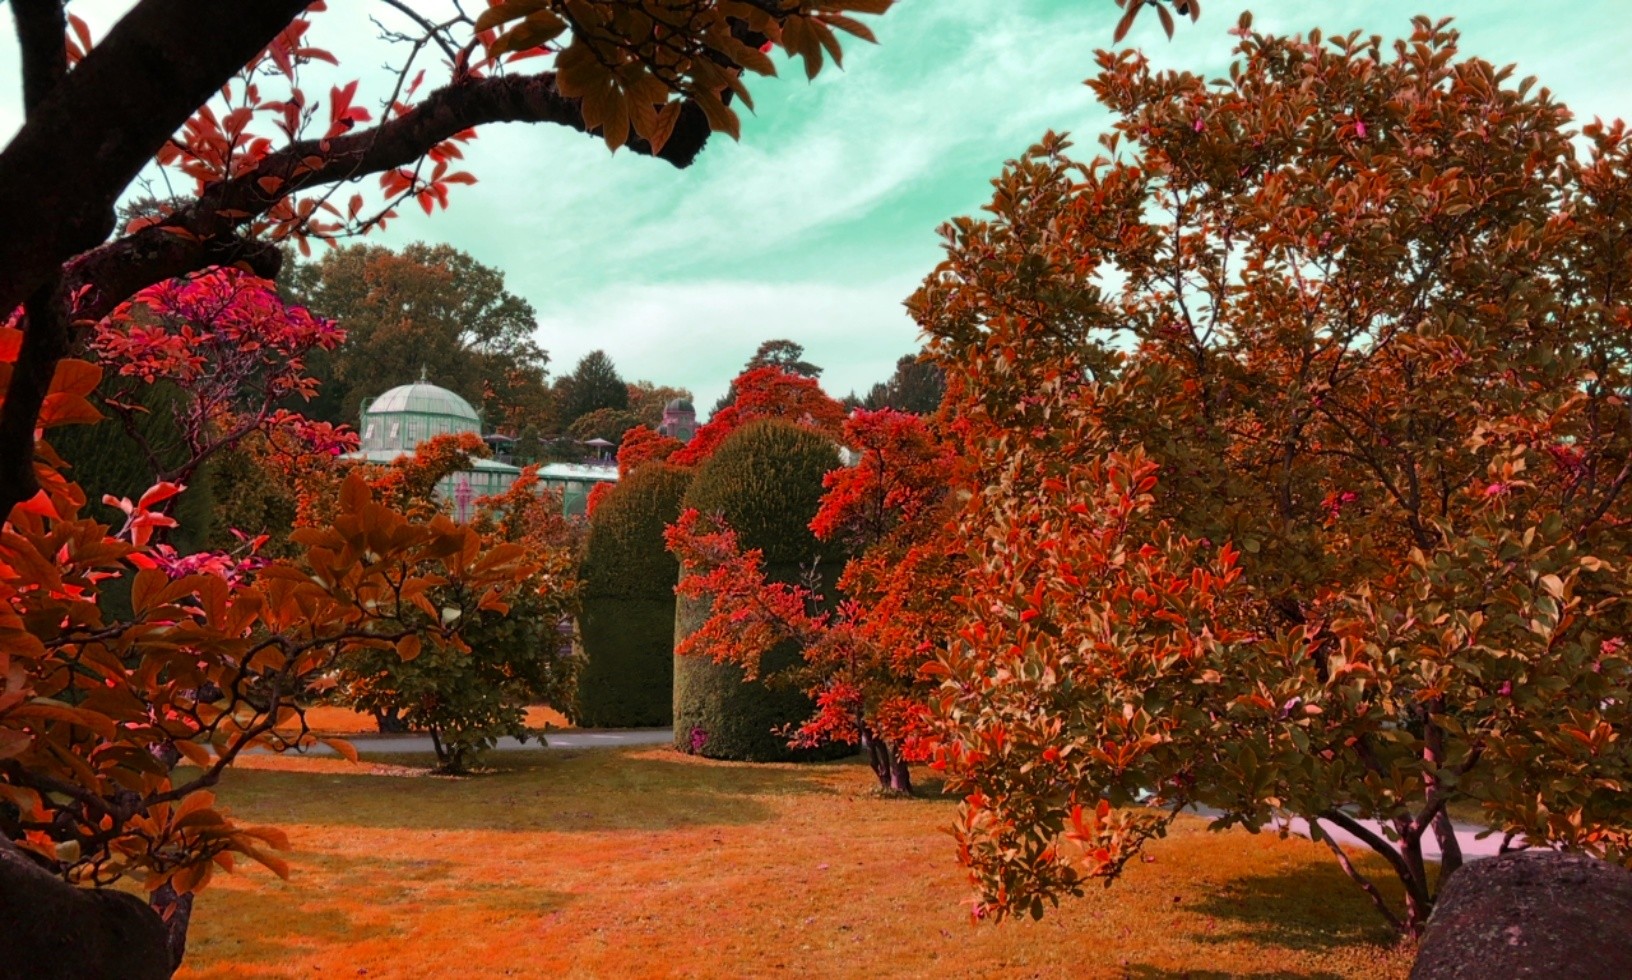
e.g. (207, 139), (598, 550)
(365, 381), (480, 422)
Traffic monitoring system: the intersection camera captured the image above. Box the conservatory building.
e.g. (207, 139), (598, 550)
(346, 377), (521, 520)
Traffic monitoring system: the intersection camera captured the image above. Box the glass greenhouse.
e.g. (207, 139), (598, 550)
(344, 376), (617, 520)
(346, 378), (522, 520)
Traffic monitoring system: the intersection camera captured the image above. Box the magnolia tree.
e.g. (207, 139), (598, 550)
(666, 407), (962, 791)
(914, 15), (1632, 932)
(319, 433), (582, 773)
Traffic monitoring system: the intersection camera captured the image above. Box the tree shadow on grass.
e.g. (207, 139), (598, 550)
(212, 746), (846, 834)
(1182, 861), (1405, 955)
(1119, 968), (1345, 980)
(185, 851), (572, 973)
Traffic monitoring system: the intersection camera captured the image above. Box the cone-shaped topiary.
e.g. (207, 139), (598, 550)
(576, 463), (693, 727)
(674, 418), (846, 761)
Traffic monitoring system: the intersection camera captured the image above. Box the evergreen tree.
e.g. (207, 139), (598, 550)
(558, 350), (630, 427)
(714, 339), (822, 414)
(863, 354), (945, 415)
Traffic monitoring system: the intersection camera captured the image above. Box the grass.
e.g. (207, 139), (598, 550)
(283, 704), (573, 738)
(177, 748), (1415, 979)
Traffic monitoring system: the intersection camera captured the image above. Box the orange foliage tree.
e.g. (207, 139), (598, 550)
(307, 433), (583, 773)
(914, 16), (1632, 933)
(3, 293), (542, 964)
(616, 425), (685, 478)
(0, 340), (533, 963)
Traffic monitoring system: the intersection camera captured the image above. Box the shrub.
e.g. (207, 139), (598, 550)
(673, 419), (845, 760)
(576, 464), (693, 727)
(341, 584), (581, 773)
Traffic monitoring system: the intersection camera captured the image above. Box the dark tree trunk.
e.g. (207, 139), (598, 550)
(887, 753), (913, 795)
(150, 881), (194, 974)
(428, 728), (466, 774)
(372, 706), (409, 734)
(861, 730), (913, 795)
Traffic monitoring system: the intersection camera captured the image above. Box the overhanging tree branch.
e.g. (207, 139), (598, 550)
(164, 70), (710, 248)
(1, 7), (720, 521)
(0, 0), (318, 318)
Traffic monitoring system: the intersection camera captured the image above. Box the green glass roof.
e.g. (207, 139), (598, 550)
(365, 382), (481, 421)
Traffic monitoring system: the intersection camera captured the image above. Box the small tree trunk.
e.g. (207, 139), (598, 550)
(428, 728), (465, 774)
(860, 729), (913, 795)
(151, 881), (194, 973)
(372, 706), (409, 733)
(861, 731), (890, 789)
(887, 752), (913, 795)
(1433, 807), (1464, 879)
(1319, 808), (1437, 936)
(1394, 816), (1433, 934)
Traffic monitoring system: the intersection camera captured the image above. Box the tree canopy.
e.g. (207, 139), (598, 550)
(556, 350), (630, 430)
(714, 339), (823, 414)
(862, 353), (944, 415)
(286, 243), (549, 430)
(917, 15), (1632, 934)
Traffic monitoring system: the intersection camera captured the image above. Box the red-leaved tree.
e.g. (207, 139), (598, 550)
(616, 424), (685, 477)
(91, 266), (351, 510)
(666, 407), (961, 791)
(671, 366), (847, 466)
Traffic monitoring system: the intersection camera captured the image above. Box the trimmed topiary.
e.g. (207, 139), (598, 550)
(575, 463), (693, 727)
(673, 419), (846, 761)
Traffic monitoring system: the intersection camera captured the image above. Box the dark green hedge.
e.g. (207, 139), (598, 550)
(582, 464), (693, 598)
(574, 463), (692, 727)
(673, 419), (846, 761)
(680, 419), (843, 566)
(50, 384), (217, 623)
(575, 599), (676, 727)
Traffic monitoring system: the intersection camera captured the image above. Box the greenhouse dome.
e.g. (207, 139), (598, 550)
(347, 375), (522, 518)
(359, 378), (483, 453)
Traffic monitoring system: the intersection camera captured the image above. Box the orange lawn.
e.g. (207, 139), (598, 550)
(177, 747), (1414, 979)
(283, 704), (573, 737)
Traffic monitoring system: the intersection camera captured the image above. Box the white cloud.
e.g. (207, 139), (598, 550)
(533, 276), (926, 414)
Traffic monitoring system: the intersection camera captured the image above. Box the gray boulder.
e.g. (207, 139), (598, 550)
(1411, 850), (1632, 979)
(0, 837), (170, 980)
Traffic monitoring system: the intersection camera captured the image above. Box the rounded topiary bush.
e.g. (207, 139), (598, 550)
(673, 418), (847, 762)
(575, 463), (693, 727)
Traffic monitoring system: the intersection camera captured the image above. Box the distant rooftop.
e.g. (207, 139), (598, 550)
(365, 381), (481, 422)
(538, 462), (618, 481)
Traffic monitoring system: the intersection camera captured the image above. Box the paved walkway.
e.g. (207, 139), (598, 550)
(1188, 804), (1513, 861)
(306, 727), (674, 756)
(1270, 812), (1508, 861)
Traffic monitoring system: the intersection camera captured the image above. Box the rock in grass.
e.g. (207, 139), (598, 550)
(0, 838), (170, 980)
(1411, 851), (1632, 979)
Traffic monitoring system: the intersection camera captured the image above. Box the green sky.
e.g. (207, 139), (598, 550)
(3, 1), (1628, 413)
